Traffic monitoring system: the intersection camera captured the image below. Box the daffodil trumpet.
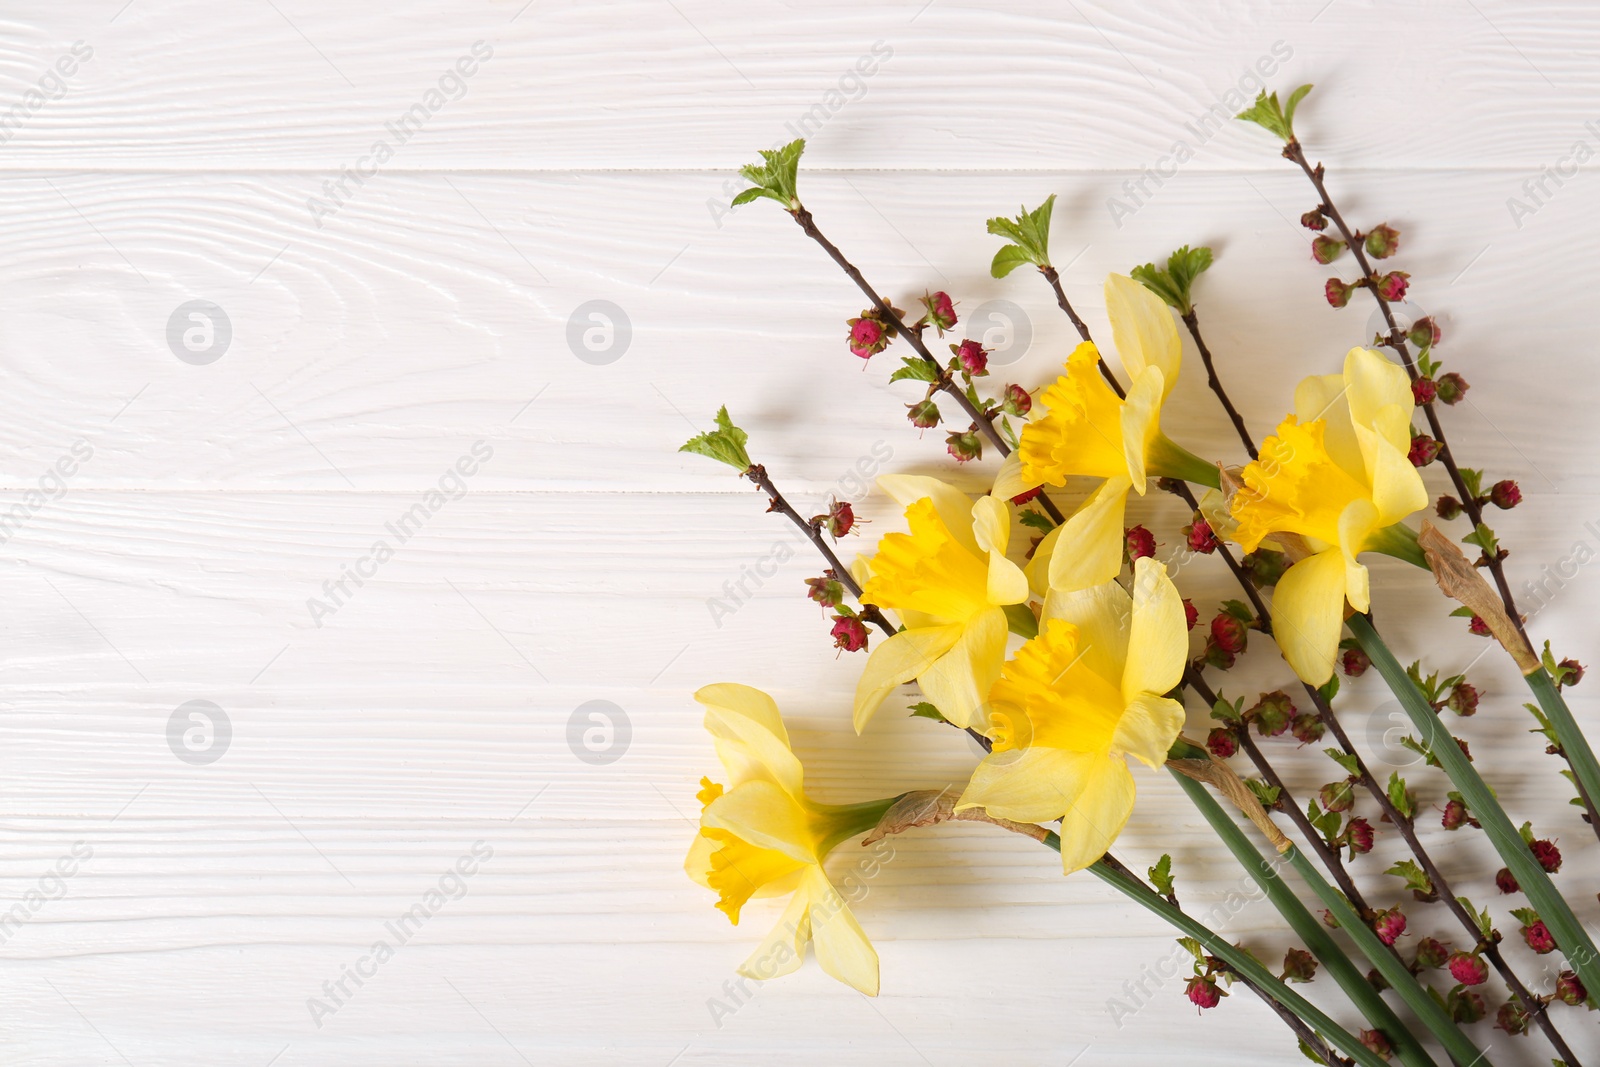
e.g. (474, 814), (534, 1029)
(686, 683), (898, 996)
(996, 274), (1219, 596)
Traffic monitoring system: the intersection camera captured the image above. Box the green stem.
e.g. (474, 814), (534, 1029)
(1283, 847), (1491, 1067)
(1349, 613), (1600, 998)
(1167, 769), (1439, 1067)
(1526, 666), (1600, 825)
(1055, 845), (1393, 1067)
(1149, 433), (1221, 489)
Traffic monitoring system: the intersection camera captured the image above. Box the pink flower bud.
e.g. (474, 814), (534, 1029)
(1184, 519), (1219, 554)
(1408, 317), (1442, 349)
(1301, 208), (1328, 231)
(1522, 919), (1556, 954)
(1441, 796), (1471, 830)
(1531, 838), (1562, 873)
(1435, 371), (1469, 404)
(830, 614), (868, 652)
(1206, 727), (1238, 759)
(1350, 819), (1376, 857)
(1435, 495), (1462, 520)
(819, 498), (857, 538)
(1494, 999), (1530, 1036)
(1182, 598), (1198, 631)
(1373, 908), (1407, 946)
(1312, 235), (1346, 264)
(1555, 970), (1587, 1006)
(1411, 378), (1438, 406)
(1414, 937), (1450, 969)
(1184, 976), (1222, 1009)
(1407, 434), (1441, 467)
(1320, 780), (1355, 813)
(847, 313), (891, 359)
(1489, 479), (1521, 509)
(1467, 614), (1491, 637)
(918, 290), (958, 335)
(1324, 277), (1353, 308)
(1002, 383), (1032, 416)
(1377, 271), (1410, 302)
(1010, 487), (1040, 506)
(1281, 948), (1317, 983)
(906, 398), (941, 429)
(1495, 867), (1519, 894)
(952, 339), (988, 376)
(1364, 224), (1401, 259)
(1341, 647), (1371, 677)
(1360, 1030), (1393, 1060)
(1446, 682), (1478, 716)
(1448, 952), (1488, 985)
(945, 429), (982, 464)
(1291, 713), (1325, 746)
(1124, 525), (1156, 562)
(1559, 657), (1584, 686)
(1211, 615), (1250, 656)
(1448, 988), (1487, 1024)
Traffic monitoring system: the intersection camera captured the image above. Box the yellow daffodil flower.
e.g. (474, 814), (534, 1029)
(685, 683), (892, 996)
(956, 558), (1189, 873)
(854, 474), (1030, 733)
(1230, 347), (1428, 685)
(995, 274), (1218, 595)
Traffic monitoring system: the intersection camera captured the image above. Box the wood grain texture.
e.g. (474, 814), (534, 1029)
(3, 1), (1599, 1064)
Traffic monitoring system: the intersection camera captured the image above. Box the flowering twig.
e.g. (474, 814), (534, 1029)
(1179, 310), (1257, 461)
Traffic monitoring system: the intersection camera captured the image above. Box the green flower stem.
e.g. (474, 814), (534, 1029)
(1365, 522), (1426, 568)
(1149, 434), (1221, 489)
(1062, 845), (1394, 1067)
(1525, 666), (1600, 829)
(1167, 769), (1440, 1067)
(1282, 847), (1492, 1067)
(814, 795), (904, 856)
(1349, 613), (1600, 997)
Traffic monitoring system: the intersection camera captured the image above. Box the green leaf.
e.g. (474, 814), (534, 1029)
(1457, 896), (1494, 940)
(1448, 606), (1477, 619)
(1462, 523), (1500, 558)
(1386, 859), (1435, 897)
(1517, 820), (1536, 846)
(888, 356), (940, 384)
(1244, 777), (1281, 808)
(999, 416), (1020, 451)
(1219, 599), (1255, 623)
(1458, 468), (1484, 500)
(1018, 509), (1055, 533)
(1130, 245), (1214, 314)
(1175, 936), (1205, 965)
(1510, 906), (1541, 927)
(679, 406), (752, 472)
(1386, 771), (1415, 819)
(986, 195), (1056, 275)
(1003, 602), (1039, 640)
(1316, 674), (1340, 704)
(908, 701), (948, 723)
(1149, 854), (1175, 897)
(1296, 1039), (1321, 1063)
(1212, 696), (1245, 725)
(734, 138), (805, 210)
(1324, 748), (1361, 777)
(1235, 85), (1313, 143)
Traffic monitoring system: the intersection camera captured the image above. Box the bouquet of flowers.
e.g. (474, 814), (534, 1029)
(677, 86), (1598, 1066)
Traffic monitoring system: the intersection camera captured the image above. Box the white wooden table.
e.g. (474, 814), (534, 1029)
(2, 2), (1597, 1063)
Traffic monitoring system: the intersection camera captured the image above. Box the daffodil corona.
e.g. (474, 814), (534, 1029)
(1230, 347), (1429, 685)
(854, 474), (1030, 732)
(957, 558), (1190, 873)
(685, 684), (895, 996)
(996, 274), (1218, 594)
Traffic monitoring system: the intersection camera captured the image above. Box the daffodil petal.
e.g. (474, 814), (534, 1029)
(1343, 346), (1413, 438)
(991, 450), (1035, 502)
(1337, 499), (1379, 614)
(1293, 370), (1363, 479)
(853, 624), (962, 733)
(697, 683), (805, 797)
(916, 607), (1008, 730)
(1123, 557), (1187, 701)
(685, 831), (717, 889)
(1112, 694), (1187, 769)
(737, 882), (812, 983)
(1358, 419), (1429, 527)
(704, 780), (816, 865)
(804, 868), (880, 996)
(1057, 755), (1137, 874)
(1271, 548), (1348, 686)
(1120, 367), (1164, 495)
(1041, 578), (1130, 688)
(1047, 477), (1131, 594)
(1025, 521), (1064, 598)
(970, 496), (1029, 606)
(877, 474), (979, 556)
(957, 746), (1099, 824)
(1106, 272), (1181, 392)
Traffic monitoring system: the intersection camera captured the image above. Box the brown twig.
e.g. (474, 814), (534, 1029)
(1181, 310), (1257, 461)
